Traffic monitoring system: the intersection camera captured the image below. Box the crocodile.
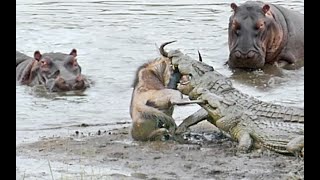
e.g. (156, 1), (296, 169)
(158, 41), (304, 155)
(188, 87), (304, 156)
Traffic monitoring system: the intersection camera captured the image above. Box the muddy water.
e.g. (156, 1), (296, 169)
(16, 0), (304, 178)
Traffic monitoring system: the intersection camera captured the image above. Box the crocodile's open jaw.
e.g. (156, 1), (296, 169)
(177, 75), (193, 95)
(178, 74), (190, 85)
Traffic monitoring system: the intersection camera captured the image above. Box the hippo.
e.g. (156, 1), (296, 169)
(16, 49), (89, 92)
(227, 1), (304, 70)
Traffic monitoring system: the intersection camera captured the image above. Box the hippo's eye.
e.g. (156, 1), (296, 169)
(40, 60), (50, 69)
(256, 21), (265, 30)
(69, 58), (78, 68)
(235, 29), (240, 36)
(232, 20), (240, 30)
(73, 61), (78, 67)
(40, 60), (47, 65)
(232, 22), (240, 36)
(259, 23), (264, 29)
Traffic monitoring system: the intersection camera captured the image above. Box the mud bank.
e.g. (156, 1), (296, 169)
(16, 121), (303, 180)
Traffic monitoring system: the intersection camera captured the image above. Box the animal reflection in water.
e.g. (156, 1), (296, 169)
(130, 41), (200, 141)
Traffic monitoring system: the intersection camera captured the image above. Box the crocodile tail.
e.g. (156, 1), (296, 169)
(260, 140), (291, 154)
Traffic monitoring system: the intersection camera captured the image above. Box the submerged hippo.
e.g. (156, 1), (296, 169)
(227, 1), (304, 69)
(16, 49), (89, 92)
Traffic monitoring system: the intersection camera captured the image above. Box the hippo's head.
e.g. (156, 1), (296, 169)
(227, 2), (283, 69)
(31, 49), (88, 92)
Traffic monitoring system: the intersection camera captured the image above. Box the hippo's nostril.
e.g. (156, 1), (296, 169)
(73, 79), (86, 90)
(247, 51), (255, 58)
(76, 78), (82, 83)
(235, 51), (241, 58)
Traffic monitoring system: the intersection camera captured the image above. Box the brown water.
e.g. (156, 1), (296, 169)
(16, 0), (304, 178)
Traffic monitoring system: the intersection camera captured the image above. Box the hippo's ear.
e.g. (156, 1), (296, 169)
(262, 4), (270, 14)
(34, 50), (42, 61)
(231, 3), (237, 11)
(69, 48), (77, 57)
